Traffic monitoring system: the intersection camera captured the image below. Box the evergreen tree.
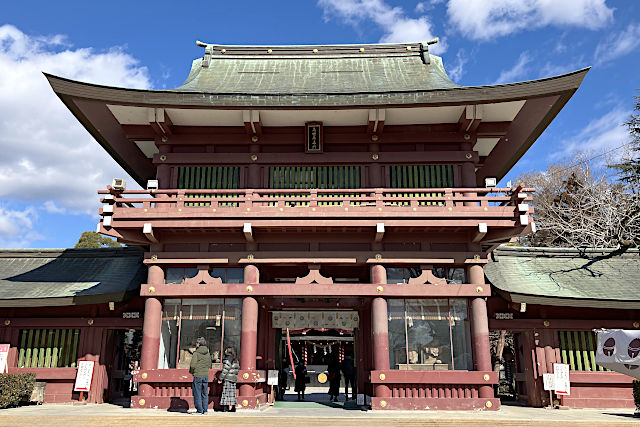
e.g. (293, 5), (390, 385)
(74, 231), (122, 248)
(609, 93), (640, 187)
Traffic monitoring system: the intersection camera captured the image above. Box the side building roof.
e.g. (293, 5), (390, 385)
(0, 247), (145, 307)
(485, 246), (640, 309)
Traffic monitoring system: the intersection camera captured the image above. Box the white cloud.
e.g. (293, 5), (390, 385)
(43, 200), (66, 214)
(0, 205), (42, 248)
(594, 23), (640, 65)
(493, 52), (532, 84)
(446, 0), (614, 41)
(447, 49), (467, 82)
(0, 25), (150, 217)
(415, 1), (443, 13)
(318, 0), (444, 52)
(555, 108), (631, 162)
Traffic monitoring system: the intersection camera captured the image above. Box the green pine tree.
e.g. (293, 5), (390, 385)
(74, 231), (122, 248)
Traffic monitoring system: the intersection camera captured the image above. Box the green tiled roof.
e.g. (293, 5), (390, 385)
(485, 246), (640, 308)
(0, 248), (145, 307)
(174, 42), (458, 95)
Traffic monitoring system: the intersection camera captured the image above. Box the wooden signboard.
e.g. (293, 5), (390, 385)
(74, 360), (95, 392)
(305, 122), (323, 153)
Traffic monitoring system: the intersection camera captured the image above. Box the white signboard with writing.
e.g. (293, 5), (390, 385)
(267, 369), (279, 386)
(0, 344), (9, 373)
(553, 363), (570, 396)
(74, 360), (95, 392)
(542, 373), (555, 391)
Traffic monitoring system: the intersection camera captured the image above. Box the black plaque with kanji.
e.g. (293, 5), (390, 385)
(305, 122), (323, 153)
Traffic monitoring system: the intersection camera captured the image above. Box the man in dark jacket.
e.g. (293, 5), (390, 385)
(189, 337), (211, 414)
(341, 353), (356, 400)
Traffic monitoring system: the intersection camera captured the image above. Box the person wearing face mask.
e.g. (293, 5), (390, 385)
(218, 346), (240, 412)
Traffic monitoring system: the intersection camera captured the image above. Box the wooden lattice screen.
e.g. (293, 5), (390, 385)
(17, 329), (80, 368)
(558, 330), (606, 371)
(177, 166), (240, 206)
(389, 165), (454, 188)
(388, 165), (454, 206)
(268, 166), (361, 189)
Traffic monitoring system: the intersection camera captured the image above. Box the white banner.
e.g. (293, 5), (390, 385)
(272, 311), (359, 329)
(595, 329), (640, 379)
(0, 344), (9, 373)
(74, 360), (95, 392)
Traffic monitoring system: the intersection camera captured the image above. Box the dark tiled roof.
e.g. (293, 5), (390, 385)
(0, 248), (145, 306)
(485, 246), (640, 308)
(174, 42), (459, 95)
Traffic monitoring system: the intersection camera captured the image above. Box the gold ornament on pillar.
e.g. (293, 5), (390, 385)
(138, 398), (146, 406)
(242, 399), (249, 407)
(485, 401), (493, 408)
(141, 372), (148, 379)
(483, 374), (490, 381)
(243, 373), (249, 380)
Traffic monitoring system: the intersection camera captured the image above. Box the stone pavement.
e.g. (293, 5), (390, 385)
(0, 402), (639, 427)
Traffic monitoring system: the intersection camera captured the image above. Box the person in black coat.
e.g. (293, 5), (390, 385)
(294, 361), (307, 400)
(341, 353), (356, 400)
(327, 356), (341, 402)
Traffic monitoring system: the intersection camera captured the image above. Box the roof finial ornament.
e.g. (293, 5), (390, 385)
(419, 38), (439, 65)
(197, 41), (213, 68)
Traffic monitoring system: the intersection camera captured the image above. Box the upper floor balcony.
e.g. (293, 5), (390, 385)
(98, 186), (534, 247)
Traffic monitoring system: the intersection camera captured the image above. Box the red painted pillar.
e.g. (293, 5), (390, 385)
(371, 265), (391, 398)
(239, 265), (259, 407)
(140, 265), (163, 397)
(469, 264), (493, 399)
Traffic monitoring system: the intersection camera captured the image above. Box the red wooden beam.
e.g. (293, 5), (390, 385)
(140, 282), (491, 297)
(151, 150), (479, 165)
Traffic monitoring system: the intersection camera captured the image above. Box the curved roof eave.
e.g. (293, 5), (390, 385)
(44, 68), (589, 109)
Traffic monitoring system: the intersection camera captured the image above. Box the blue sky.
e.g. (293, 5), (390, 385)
(0, 0), (638, 248)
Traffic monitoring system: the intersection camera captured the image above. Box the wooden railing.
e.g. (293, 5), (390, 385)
(99, 187), (532, 213)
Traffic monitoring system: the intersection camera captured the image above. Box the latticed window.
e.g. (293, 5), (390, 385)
(177, 166), (240, 207)
(558, 330), (606, 371)
(269, 166), (361, 189)
(388, 165), (454, 206)
(268, 166), (361, 207)
(17, 329), (80, 368)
